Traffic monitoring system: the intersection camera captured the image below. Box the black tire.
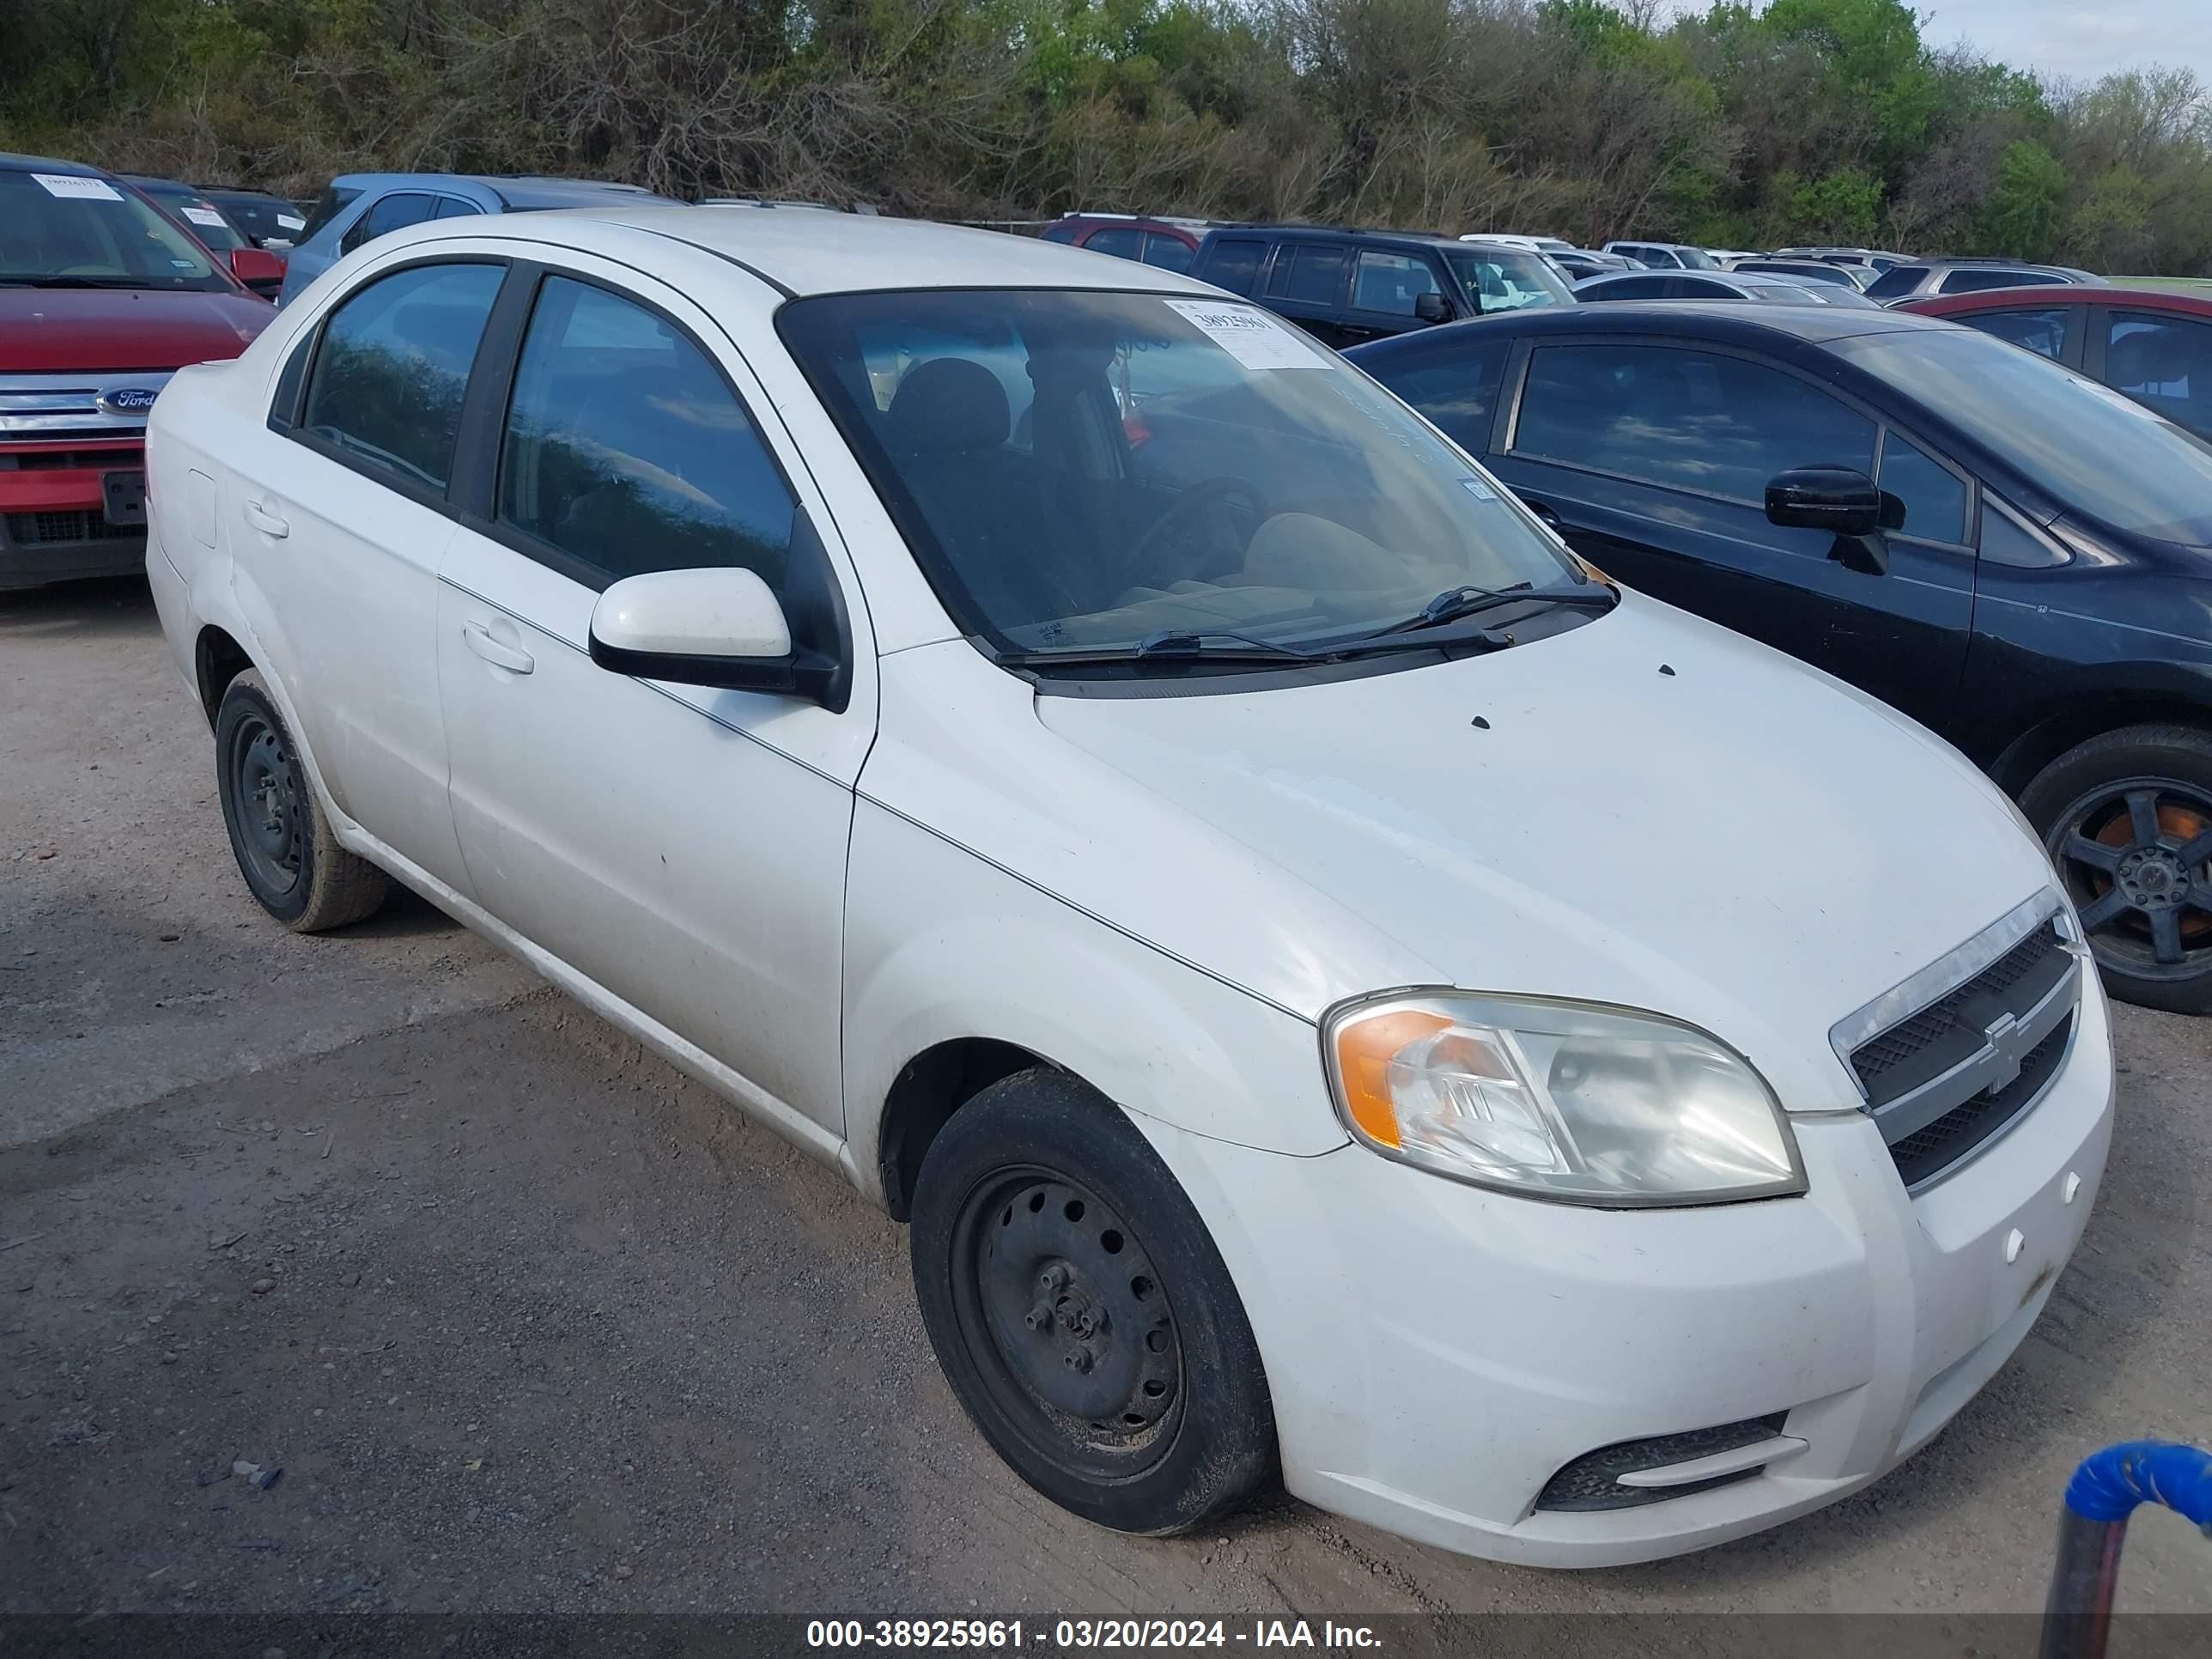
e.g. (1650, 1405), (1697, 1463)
(2020, 723), (2212, 1015)
(214, 670), (392, 933)
(909, 1068), (1277, 1534)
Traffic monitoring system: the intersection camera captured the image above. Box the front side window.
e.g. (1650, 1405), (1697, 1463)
(434, 196), (484, 221)
(1083, 226), (1142, 260)
(499, 276), (795, 588)
(296, 185), (362, 244)
(299, 262), (505, 489)
(0, 169), (228, 292)
(1141, 234), (1195, 273)
(1444, 247), (1571, 313)
(1267, 243), (1348, 306)
(1513, 343), (1876, 503)
(1370, 338), (1512, 454)
(1962, 307), (2071, 360)
(2103, 311), (2212, 436)
(1352, 250), (1443, 317)
(1039, 223), (1079, 244)
(1864, 265), (1929, 301)
(778, 289), (1584, 661)
(1877, 429), (1968, 544)
(1202, 238), (1267, 296)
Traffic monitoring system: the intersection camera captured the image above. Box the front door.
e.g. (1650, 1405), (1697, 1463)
(435, 263), (875, 1134)
(1487, 337), (1978, 732)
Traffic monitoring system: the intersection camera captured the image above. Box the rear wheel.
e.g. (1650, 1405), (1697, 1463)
(215, 671), (392, 933)
(2021, 725), (2212, 1015)
(909, 1069), (1276, 1534)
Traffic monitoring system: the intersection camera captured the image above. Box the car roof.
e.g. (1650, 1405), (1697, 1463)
(328, 172), (672, 209)
(392, 206), (1222, 298)
(1199, 224), (1462, 248)
(1347, 298), (1936, 368)
(0, 151), (106, 177)
(1903, 283), (2212, 318)
(118, 173), (203, 196)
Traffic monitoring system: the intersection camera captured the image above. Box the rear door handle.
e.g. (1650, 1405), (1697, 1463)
(461, 619), (534, 675)
(242, 500), (289, 538)
(1519, 496), (1565, 529)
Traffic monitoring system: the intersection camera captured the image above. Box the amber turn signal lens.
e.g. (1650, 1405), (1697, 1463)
(1331, 1008), (1452, 1148)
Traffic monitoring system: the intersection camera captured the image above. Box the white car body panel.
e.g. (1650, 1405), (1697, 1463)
(142, 206), (2117, 1568)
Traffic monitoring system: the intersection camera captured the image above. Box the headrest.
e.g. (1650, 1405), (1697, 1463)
(884, 357), (1010, 455)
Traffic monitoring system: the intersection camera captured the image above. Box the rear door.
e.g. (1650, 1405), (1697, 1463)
(231, 255), (509, 890)
(2086, 305), (2212, 440)
(1339, 248), (1449, 345)
(1486, 337), (1977, 730)
(1260, 240), (1357, 346)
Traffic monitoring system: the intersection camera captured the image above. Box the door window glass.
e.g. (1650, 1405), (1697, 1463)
(1140, 234), (1195, 273)
(434, 196), (484, 221)
(1939, 268), (2063, 295)
(296, 185), (361, 244)
(1877, 430), (1968, 544)
(498, 276), (796, 589)
(1352, 250), (1443, 316)
(1863, 265), (1929, 300)
(1512, 343), (1876, 502)
(1202, 238), (1267, 296)
(1267, 243), (1348, 306)
(1083, 226), (1142, 260)
(1962, 307), (2070, 360)
(341, 191), (437, 254)
(2103, 311), (2212, 436)
(1371, 339), (1511, 453)
(299, 261), (504, 489)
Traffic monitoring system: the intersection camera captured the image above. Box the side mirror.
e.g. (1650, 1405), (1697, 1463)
(1765, 466), (1889, 574)
(229, 246), (286, 290)
(1414, 290), (1453, 325)
(589, 563), (848, 707)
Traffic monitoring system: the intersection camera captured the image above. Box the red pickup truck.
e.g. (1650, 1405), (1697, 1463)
(2, 152), (274, 590)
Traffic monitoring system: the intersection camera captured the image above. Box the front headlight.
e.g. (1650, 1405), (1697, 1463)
(1323, 993), (1805, 1206)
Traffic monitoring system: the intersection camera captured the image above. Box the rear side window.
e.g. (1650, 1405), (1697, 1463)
(1513, 343), (1876, 503)
(341, 191), (437, 255)
(1200, 237), (1267, 296)
(1372, 338), (1511, 454)
(1083, 226), (1142, 260)
(299, 262), (505, 491)
(1038, 223), (1079, 244)
(1876, 430), (1968, 544)
(296, 185), (361, 244)
(1863, 265), (1929, 301)
(1352, 250), (1443, 316)
(498, 276), (796, 589)
(1140, 234), (1194, 273)
(1963, 307), (2070, 360)
(1582, 275), (1668, 301)
(1940, 268), (2063, 295)
(1267, 243), (1348, 306)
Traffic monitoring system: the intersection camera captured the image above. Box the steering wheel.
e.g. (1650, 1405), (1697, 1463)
(1125, 476), (1271, 578)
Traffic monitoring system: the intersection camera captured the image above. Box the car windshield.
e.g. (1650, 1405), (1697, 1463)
(1675, 247), (1719, 270)
(1838, 328), (2212, 545)
(150, 191), (247, 252)
(0, 169), (228, 290)
(1443, 247), (1574, 313)
(778, 288), (1585, 660)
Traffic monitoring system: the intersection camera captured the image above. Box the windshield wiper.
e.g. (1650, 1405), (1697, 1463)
(999, 629), (1322, 668)
(1355, 580), (1616, 643)
(0, 276), (161, 290)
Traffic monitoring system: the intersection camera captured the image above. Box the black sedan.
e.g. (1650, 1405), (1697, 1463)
(1349, 303), (2212, 1012)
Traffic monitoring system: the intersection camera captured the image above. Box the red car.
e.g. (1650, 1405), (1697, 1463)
(2, 152), (276, 590)
(1037, 213), (1204, 274)
(1899, 283), (2212, 441)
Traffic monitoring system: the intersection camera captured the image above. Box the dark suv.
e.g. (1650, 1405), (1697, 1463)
(1351, 301), (2212, 1012)
(1188, 227), (1573, 348)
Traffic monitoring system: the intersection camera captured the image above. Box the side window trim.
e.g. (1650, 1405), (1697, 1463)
(278, 253), (514, 515)
(1978, 493), (2071, 569)
(1873, 423), (1977, 551)
(1502, 336), (1879, 508)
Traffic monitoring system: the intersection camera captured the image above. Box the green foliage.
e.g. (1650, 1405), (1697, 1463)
(0, 0), (2205, 274)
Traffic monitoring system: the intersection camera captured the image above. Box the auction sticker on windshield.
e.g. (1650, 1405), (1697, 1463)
(33, 173), (125, 202)
(182, 206), (228, 228)
(1164, 299), (1322, 370)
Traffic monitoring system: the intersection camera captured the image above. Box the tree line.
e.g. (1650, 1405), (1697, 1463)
(3, 0), (2208, 275)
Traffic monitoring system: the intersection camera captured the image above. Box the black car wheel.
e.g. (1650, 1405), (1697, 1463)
(215, 672), (392, 933)
(909, 1068), (1276, 1534)
(2022, 725), (2212, 1014)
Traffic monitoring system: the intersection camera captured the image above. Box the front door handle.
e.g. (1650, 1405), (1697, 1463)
(242, 499), (289, 538)
(1518, 495), (1565, 529)
(460, 619), (535, 675)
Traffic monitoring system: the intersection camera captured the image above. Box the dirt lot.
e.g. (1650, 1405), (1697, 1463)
(3, 578), (2209, 1625)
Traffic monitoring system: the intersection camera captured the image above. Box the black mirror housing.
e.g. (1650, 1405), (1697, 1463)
(1765, 466), (1882, 536)
(1414, 290), (1453, 325)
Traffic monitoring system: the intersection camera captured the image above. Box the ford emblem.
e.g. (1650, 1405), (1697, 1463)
(97, 386), (161, 415)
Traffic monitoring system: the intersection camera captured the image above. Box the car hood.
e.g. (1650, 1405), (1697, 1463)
(994, 595), (2057, 1115)
(0, 288), (270, 373)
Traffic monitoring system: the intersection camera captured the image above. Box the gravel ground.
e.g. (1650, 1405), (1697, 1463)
(3, 578), (2208, 1627)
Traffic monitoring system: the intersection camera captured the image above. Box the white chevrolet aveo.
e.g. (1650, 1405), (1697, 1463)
(143, 207), (2115, 1566)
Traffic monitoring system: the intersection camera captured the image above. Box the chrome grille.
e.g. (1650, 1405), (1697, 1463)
(1830, 891), (2082, 1193)
(0, 372), (174, 441)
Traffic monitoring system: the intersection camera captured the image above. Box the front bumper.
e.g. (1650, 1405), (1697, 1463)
(1139, 971), (2115, 1567)
(0, 442), (149, 589)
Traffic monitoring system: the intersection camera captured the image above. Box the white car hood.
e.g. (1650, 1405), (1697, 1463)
(1007, 594), (2057, 1114)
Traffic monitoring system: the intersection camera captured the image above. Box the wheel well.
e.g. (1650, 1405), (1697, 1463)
(193, 626), (252, 731)
(1992, 697), (2212, 799)
(878, 1039), (1048, 1222)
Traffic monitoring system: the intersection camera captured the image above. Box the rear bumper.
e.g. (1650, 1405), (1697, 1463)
(0, 443), (148, 589)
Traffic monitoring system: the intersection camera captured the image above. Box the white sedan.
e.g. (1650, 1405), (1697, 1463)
(143, 206), (2114, 1566)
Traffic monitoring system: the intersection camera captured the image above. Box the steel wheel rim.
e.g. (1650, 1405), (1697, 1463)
(947, 1164), (1186, 1482)
(2048, 775), (2212, 982)
(228, 713), (306, 898)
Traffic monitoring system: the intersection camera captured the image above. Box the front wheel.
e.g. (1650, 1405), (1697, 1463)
(909, 1069), (1277, 1534)
(2021, 725), (2212, 1015)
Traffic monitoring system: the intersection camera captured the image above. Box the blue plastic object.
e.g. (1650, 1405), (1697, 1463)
(2062, 1441), (2212, 1527)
